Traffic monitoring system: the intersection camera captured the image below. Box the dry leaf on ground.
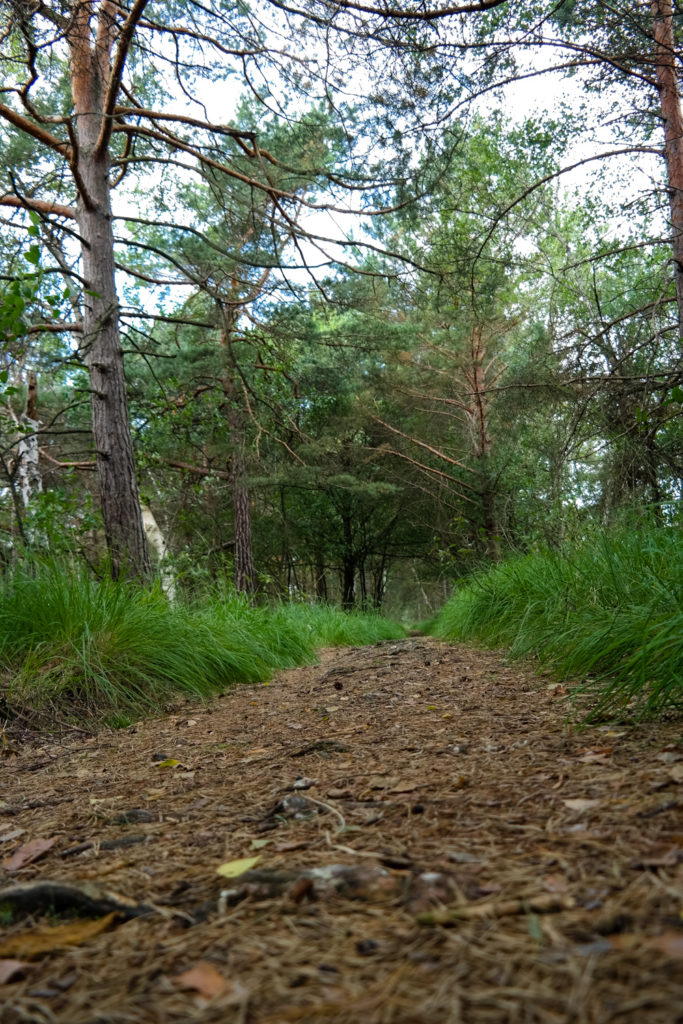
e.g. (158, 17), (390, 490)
(3, 837), (57, 871)
(0, 912), (119, 959)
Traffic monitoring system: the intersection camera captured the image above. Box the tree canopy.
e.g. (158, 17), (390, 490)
(0, 0), (680, 612)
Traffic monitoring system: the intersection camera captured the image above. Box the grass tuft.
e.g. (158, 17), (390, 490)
(0, 563), (404, 729)
(432, 527), (683, 720)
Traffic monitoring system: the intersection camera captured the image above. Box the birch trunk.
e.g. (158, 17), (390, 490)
(141, 503), (176, 599)
(17, 372), (42, 513)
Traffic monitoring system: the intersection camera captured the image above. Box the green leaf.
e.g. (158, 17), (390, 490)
(23, 246), (40, 266)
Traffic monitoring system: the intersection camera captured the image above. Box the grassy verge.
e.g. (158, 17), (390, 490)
(0, 564), (404, 729)
(432, 527), (683, 720)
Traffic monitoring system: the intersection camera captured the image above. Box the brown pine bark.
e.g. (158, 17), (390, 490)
(341, 507), (356, 609)
(230, 458), (257, 594)
(68, 3), (151, 580)
(465, 327), (501, 561)
(652, 0), (683, 336)
(220, 327), (256, 594)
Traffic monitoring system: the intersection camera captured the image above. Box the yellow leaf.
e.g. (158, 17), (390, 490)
(216, 855), (261, 879)
(0, 913), (118, 959)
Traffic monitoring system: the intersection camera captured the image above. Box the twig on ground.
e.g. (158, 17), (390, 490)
(417, 893), (576, 925)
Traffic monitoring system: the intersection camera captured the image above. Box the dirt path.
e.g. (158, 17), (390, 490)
(1, 637), (682, 1023)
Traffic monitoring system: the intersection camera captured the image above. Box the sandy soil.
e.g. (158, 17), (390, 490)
(1, 636), (682, 1023)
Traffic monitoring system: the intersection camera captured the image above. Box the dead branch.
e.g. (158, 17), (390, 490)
(417, 893), (576, 925)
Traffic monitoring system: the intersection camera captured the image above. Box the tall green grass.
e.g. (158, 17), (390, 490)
(433, 528), (683, 720)
(278, 602), (407, 648)
(0, 563), (404, 728)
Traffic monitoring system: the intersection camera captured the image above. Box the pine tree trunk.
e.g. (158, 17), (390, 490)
(220, 349), (256, 595)
(69, 5), (150, 580)
(467, 327), (501, 561)
(341, 508), (356, 609)
(652, 0), (683, 335)
(314, 550), (328, 601)
(230, 449), (257, 593)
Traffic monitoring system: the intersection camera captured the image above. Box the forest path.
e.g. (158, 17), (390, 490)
(1, 637), (682, 1023)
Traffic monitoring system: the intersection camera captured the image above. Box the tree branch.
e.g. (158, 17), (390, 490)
(0, 195), (77, 220)
(371, 413), (478, 481)
(164, 459), (232, 480)
(112, 106), (258, 141)
(95, 0), (151, 158)
(0, 101), (72, 159)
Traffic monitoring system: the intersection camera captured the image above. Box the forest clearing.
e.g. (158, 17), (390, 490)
(2, 637), (683, 1024)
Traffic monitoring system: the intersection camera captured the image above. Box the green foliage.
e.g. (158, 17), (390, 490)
(433, 526), (683, 720)
(0, 562), (403, 728)
(278, 602), (405, 647)
(23, 488), (99, 554)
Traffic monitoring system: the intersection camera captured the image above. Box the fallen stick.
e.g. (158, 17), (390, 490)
(416, 893), (575, 925)
(0, 880), (155, 919)
(61, 834), (151, 857)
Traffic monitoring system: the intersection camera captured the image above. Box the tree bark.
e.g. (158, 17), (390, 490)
(17, 371), (42, 514)
(68, 3), (150, 580)
(652, 0), (683, 336)
(466, 327), (501, 561)
(230, 451), (257, 593)
(340, 507), (356, 609)
(220, 332), (256, 595)
(141, 503), (176, 599)
(314, 549), (328, 601)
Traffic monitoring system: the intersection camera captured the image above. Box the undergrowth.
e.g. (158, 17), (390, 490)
(433, 527), (683, 720)
(0, 563), (404, 729)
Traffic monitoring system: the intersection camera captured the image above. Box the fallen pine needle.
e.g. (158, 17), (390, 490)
(416, 893), (576, 925)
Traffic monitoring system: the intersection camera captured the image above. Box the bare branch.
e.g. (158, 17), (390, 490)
(113, 106), (258, 141)
(371, 413), (478, 482)
(96, 0), (152, 158)
(0, 195), (77, 220)
(0, 101), (72, 159)
(164, 459), (232, 480)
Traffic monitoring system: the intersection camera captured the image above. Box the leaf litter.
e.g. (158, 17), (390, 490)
(1, 636), (682, 1022)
